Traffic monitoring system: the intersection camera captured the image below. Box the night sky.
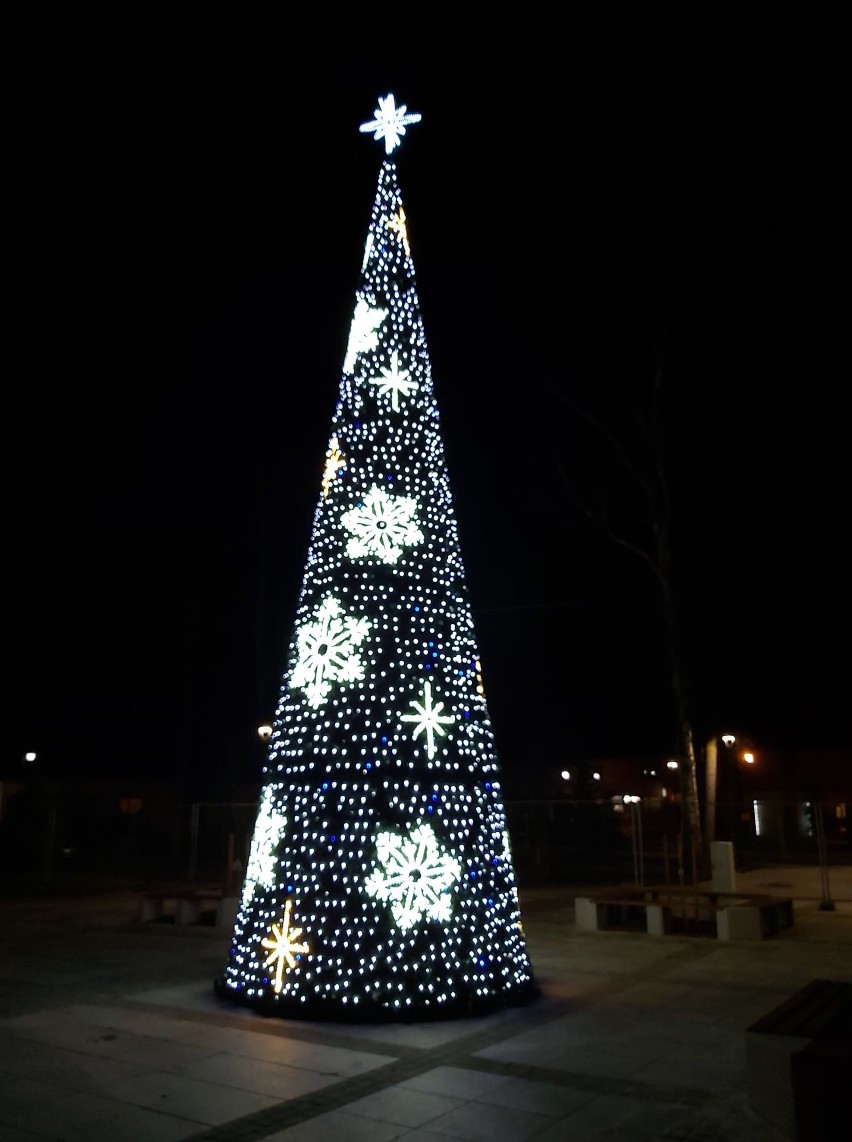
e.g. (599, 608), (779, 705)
(5, 46), (847, 798)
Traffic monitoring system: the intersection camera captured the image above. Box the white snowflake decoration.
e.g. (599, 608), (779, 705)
(290, 596), (371, 707)
(364, 822), (461, 930)
(343, 298), (387, 374)
(240, 786), (287, 907)
(359, 93), (421, 154)
(361, 232), (374, 273)
(341, 485), (423, 564)
(368, 350), (417, 411)
(401, 680), (454, 759)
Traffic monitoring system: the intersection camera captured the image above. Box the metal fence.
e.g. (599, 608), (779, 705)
(1, 789), (849, 894)
(179, 795), (851, 893)
(504, 796), (850, 887)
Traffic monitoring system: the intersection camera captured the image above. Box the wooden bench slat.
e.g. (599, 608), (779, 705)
(747, 980), (852, 1037)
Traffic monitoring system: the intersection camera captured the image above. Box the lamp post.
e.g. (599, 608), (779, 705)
(705, 733), (738, 845)
(24, 751), (60, 887)
(705, 737), (721, 844)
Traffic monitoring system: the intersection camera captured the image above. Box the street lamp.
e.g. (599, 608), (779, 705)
(705, 734), (738, 844)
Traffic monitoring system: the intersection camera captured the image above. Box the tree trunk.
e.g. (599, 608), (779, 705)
(658, 565), (704, 879)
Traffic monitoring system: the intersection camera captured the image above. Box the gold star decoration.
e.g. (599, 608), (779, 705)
(261, 899), (309, 993)
(474, 657), (486, 697)
(387, 207), (410, 256)
(322, 436), (346, 498)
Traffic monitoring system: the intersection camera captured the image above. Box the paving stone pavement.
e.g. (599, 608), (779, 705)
(0, 865), (850, 1141)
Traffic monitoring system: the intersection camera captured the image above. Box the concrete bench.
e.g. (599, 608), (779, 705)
(575, 894), (673, 935)
(574, 887), (794, 941)
(653, 888), (793, 940)
(746, 979), (852, 1139)
(140, 888), (223, 925)
(716, 894), (793, 940)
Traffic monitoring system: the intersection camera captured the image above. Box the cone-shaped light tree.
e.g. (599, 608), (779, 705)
(216, 95), (535, 1022)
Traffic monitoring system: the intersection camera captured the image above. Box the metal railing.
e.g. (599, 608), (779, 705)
(1, 792), (849, 896)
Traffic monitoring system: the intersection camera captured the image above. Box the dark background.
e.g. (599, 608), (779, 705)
(4, 33), (847, 799)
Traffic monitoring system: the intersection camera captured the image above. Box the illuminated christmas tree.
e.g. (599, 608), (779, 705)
(215, 94), (534, 1022)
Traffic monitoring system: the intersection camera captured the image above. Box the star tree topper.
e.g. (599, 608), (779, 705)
(359, 93), (421, 153)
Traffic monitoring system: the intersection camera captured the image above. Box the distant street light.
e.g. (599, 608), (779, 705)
(257, 724), (272, 743)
